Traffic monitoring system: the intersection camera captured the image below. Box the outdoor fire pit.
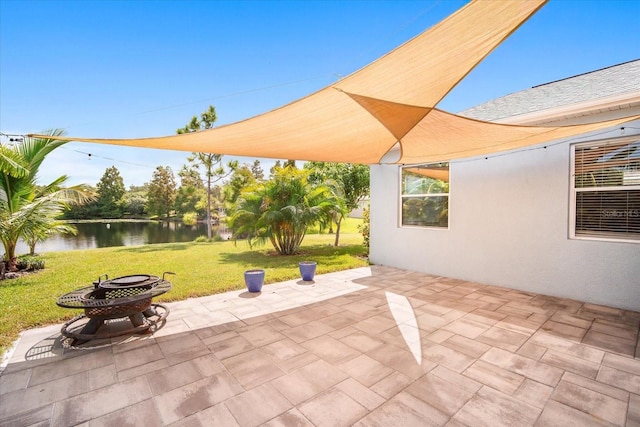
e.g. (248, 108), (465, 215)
(56, 272), (174, 344)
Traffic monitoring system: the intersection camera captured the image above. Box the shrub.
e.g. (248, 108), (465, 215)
(358, 203), (370, 250)
(194, 234), (224, 243)
(228, 167), (340, 255)
(16, 255), (45, 271)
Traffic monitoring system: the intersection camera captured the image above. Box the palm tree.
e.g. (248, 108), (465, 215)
(0, 130), (93, 270)
(24, 217), (78, 256)
(228, 167), (339, 255)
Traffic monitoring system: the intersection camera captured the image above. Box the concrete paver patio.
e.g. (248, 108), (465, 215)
(1, 266), (639, 426)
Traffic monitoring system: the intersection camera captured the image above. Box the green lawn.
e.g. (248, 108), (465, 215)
(0, 218), (367, 357)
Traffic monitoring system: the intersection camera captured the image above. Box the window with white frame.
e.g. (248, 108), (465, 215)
(401, 163), (449, 228)
(571, 137), (640, 241)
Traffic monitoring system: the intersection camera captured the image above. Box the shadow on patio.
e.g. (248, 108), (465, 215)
(1, 266), (639, 426)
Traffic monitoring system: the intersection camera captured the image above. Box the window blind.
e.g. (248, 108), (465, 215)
(573, 139), (640, 240)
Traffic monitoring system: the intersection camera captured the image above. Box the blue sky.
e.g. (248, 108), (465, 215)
(1, 0), (638, 187)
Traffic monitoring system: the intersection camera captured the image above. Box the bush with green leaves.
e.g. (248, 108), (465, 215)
(16, 255), (45, 271)
(358, 203), (370, 250)
(194, 234), (224, 243)
(228, 167), (340, 255)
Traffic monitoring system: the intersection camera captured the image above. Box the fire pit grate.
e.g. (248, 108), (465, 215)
(99, 274), (159, 289)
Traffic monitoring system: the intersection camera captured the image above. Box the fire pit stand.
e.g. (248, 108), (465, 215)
(56, 272), (174, 344)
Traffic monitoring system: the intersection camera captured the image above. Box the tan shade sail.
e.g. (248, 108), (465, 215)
(28, 0), (640, 165)
(397, 108), (640, 164)
(404, 166), (450, 182)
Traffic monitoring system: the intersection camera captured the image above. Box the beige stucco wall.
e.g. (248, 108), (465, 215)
(369, 116), (640, 310)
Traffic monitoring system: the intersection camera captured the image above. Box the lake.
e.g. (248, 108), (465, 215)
(15, 221), (232, 254)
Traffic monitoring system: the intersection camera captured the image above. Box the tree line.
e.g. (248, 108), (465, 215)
(63, 157), (369, 251)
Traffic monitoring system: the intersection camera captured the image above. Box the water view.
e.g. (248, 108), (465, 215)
(15, 221), (231, 254)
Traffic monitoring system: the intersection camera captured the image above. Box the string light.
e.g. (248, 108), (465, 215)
(0, 132), (25, 144)
(449, 125), (640, 166)
(391, 124), (640, 167)
(58, 146), (154, 169)
(0, 132), (156, 170)
(3, 125), (639, 170)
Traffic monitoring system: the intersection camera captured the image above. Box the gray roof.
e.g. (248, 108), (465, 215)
(459, 59), (640, 121)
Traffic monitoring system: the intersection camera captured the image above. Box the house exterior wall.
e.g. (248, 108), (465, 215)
(370, 116), (640, 310)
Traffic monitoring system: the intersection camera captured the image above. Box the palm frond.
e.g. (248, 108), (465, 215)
(0, 146), (28, 178)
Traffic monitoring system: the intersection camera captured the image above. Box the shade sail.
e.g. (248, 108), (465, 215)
(404, 166), (450, 182)
(28, 0), (640, 165)
(397, 107), (640, 163)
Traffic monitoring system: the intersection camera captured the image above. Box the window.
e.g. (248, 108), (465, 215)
(571, 138), (640, 242)
(401, 163), (449, 228)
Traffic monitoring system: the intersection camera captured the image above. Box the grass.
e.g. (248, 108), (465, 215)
(0, 218), (367, 357)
